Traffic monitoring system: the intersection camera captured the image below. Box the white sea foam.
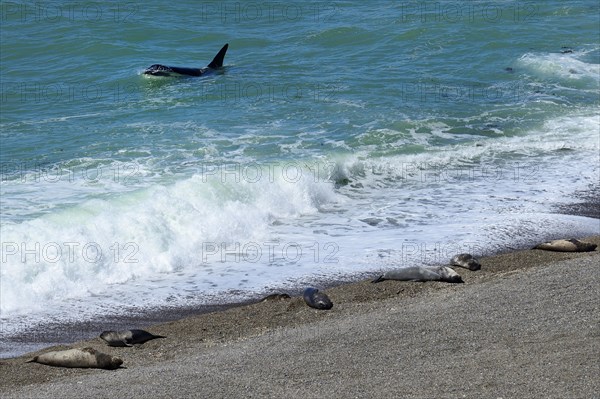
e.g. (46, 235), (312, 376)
(3, 112), (597, 346)
(517, 52), (600, 86)
(0, 164), (341, 317)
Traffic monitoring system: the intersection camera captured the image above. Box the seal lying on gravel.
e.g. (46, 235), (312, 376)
(100, 329), (166, 347)
(372, 266), (464, 283)
(533, 239), (597, 252)
(27, 347), (123, 369)
(303, 287), (333, 310)
(450, 253), (481, 271)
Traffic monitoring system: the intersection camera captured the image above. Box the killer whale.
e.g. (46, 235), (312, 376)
(143, 43), (228, 77)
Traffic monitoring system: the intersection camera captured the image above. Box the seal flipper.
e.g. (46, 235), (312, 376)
(371, 275), (385, 283)
(106, 339), (132, 347)
(207, 43), (228, 69)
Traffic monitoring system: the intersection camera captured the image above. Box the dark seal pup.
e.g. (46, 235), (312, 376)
(100, 329), (166, 347)
(27, 347), (123, 369)
(143, 43), (228, 77)
(372, 266), (464, 283)
(533, 238), (597, 252)
(450, 253), (481, 271)
(303, 287), (333, 310)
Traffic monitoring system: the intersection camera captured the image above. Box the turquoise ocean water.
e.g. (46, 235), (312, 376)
(1, 1), (599, 356)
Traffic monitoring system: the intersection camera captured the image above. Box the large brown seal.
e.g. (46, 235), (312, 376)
(100, 329), (165, 347)
(533, 239), (597, 252)
(303, 287), (333, 310)
(372, 266), (464, 283)
(26, 347), (122, 369)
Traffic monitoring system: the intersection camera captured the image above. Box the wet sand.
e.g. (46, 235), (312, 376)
(1, 236), (598, 398)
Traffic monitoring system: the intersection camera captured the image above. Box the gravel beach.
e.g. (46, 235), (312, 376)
(1, 236), (598, 398)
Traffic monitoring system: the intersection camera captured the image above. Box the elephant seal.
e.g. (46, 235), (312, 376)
(372, 266), (464, 283)
(450, 253), (481, 271)
(533, 239), (597, 252)
(303, 287), (333, 310)
(100, 329), (166, 347)
(27, 347), (122, 369)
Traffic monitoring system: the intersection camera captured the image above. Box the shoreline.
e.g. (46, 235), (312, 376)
(0, 185), (600, 361)
(2, 185), (598, 360)
(0, 227), (595, 360)
(1, 235), (599, 397)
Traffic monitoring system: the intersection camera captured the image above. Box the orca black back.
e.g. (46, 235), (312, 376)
(143, 43), (229, 77)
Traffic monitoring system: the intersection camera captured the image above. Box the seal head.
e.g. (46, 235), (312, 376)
(303, 287), (333, 310)
(451, 253), (481, 271)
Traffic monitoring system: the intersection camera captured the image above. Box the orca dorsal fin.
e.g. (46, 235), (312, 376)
(207, 43), (228, 69)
